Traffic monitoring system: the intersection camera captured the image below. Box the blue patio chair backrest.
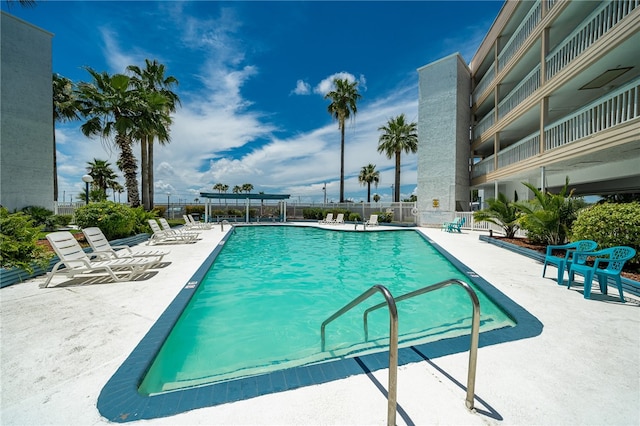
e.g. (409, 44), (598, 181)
(571, 240), (598, 264)
(596, 246), (636, 273)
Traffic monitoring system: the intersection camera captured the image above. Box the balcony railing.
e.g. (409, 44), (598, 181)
(472, 78), (639, 179)
(497, 132), (540, 168)
(498, 65), (541, 120)
(473, 108), (495, 140)
(498, 1), (542, 73)
(545, 78), (639, 151)
(546, 0), (639, 81)
(472, 62), (496, 104)
(471, 155), (495, 179)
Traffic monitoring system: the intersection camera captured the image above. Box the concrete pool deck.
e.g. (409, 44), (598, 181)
(1, 224), (638, 425)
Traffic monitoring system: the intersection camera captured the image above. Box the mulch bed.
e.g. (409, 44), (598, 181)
(494, 236), (640, 282)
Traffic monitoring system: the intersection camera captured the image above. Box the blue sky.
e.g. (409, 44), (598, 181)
(4, 1), (503, 204)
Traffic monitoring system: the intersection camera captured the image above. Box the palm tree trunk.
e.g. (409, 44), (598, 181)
(395, 151), (401, 202)
(340, 120), (345, 203)
(116, 133), (140, 207)
(141, 135), (149, 210)
(367, 182), (371, 202)
(149, 140), (154, 209)
(53, 127), (58, 202)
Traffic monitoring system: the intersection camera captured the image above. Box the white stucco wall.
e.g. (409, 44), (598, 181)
(0, 12), (53, 212)
(416, 53), (471, 226)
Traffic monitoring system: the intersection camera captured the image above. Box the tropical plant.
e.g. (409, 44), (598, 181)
(358, 163), (380, 202)
(324, 78), (362, 202)
(73, 201), (137, 240)
(127, 59), (180, 211)
(109, 181), (124, 202)
(242, 183), (254, 193)
(373, 193), (381, 203)
(232, 185), (242, 206)
(377, 113), (418, 202)
(86, 158), (118, 201)
(0, 207), (52, 274)
(77, 67), (170, 207)
(53, 73), (80, 201)
(515, 178), (583, 245)
(572, 202), (640, 266)
(473, 192), (520, 238)
(213, 183), (226, 193)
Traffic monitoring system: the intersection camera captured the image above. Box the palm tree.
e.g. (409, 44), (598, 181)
(324, 78), (362, 202)
(232, 185), (242, 206)
(242, 183), (254, 193)
(377, 114), (418, 202)
(358, 164), (380, 202)
(473, 192), (520, 238)
(86, 158), (118, 201)
(109, 181), (124, 202)
(127, 59), (180, 211)
(53, 73), (80, 202)
(77, 67), (170, 207)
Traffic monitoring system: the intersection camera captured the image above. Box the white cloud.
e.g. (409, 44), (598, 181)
(291, 79), (311, 95)
(313, 72), (367, 95)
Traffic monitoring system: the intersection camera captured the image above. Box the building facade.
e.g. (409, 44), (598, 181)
(417, 0), (640, 225)
(0, 12), (53, 212)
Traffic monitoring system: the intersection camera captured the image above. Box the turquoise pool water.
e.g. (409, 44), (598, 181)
(139, 226), (515, 394)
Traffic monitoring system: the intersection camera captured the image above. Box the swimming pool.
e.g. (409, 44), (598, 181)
(98, 225), (542, 422)
(139, 226), (514, 394)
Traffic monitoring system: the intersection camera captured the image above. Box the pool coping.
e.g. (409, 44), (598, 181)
(97, 225), (543, 422)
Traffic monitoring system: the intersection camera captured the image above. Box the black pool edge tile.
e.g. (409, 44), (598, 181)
(97, 226), (543, 422)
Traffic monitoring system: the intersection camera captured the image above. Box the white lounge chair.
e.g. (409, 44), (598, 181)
(82, 227), (168, 263)
(158, 218), (200, 239)
(333, 213), (345, 225)
(42, 231), (157, 288)
(319, 213), (334, 224)
(184, 214), (213, 230)
(365, 214), (379, 226)
(147, 220), (198, 245)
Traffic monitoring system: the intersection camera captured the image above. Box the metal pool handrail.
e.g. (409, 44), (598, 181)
(320, 285), (398, 426)
(363, 278), (481, 410)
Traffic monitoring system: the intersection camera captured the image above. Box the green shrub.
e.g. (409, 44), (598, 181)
(349, 212), (362, 221)
(303, 207), (324, 220)
(0, 207), (52, 274)
(375, 212), (393, 223)
(21, 206), (54, 227)
(571, 202), (640, 266)
(185, 205), (205, 215)
(154, 205), (167, 218)
(54, 214), (73, 227)
(130, 207), (159, 235)
(74, 201), (136, 240)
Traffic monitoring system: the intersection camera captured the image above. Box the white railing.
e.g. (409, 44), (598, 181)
(471, 155), (495, 179)
(545, 78), (640, 151)
(453, 211), (527, 237)
(54, 201), (85, 216)
(498, 65), (541, 120)
(472, 62), (495, 104)
(498, 1), (542, 73)
(497, 132), (540, 168)
(546, 0), (639, 80)
(473, 109), (495, 140)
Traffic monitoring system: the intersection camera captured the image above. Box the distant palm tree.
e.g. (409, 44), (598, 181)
(358, 164), (380, 202)
(377, 114), (418, 202)
(86, 158), (118, 201)
(53, 73), (80, 202)
(373, 193), (381, 203)
(324, 78), (361, 202)
(213, 183), (226, 193)
(232, 185), (242, 206)
(127, 59), (180, 211)
(242, 183), (254, 193)
(109, 181), (124, 202)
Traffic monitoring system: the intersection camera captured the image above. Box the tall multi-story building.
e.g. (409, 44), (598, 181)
(416, 0), (640, 226)
(0, 12), (53, 212)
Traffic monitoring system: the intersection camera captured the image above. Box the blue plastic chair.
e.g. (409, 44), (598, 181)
(441, 217), (461, 231)
(567, 246), (636, 301)
(542, 240), (597, 284)
(444, 217), (465, 233)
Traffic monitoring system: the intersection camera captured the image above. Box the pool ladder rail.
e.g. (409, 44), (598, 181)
(320, 279), (480, 426)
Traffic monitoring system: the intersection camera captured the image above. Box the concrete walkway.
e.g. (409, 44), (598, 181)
(1, 225), (638, 425)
